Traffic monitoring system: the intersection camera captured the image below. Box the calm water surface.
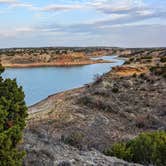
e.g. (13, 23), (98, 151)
(2, 55), (124, 106)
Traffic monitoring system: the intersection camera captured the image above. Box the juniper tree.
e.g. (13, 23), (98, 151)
(0, 64), (28, 166)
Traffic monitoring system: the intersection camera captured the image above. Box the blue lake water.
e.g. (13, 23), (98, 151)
(2, 55), (124, 106)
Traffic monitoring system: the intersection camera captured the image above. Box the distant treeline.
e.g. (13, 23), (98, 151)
(0, 47), (165, 56)
(0, 47), (112, 56)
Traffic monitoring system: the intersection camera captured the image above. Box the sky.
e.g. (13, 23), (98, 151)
(0, 0), (166, 48)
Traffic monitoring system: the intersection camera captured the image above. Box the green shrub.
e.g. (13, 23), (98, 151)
(104, 143), (132, 161)
(150, 66), (166, 78)
(141, 56), (152, 60)
(129, 58), (134, 61)
(62, 131), (84, 149)
(124, 61), (130, 65)
(139, 73), (149, 80)
(160, 57), (166, 63)
(0, 64), (28, 166)
(104, 131), (166, 166)
(132, 73), (137, 77)
(112, 87), (119, 93)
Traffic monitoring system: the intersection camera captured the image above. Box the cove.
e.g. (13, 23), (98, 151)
(2, 55), (124, 106)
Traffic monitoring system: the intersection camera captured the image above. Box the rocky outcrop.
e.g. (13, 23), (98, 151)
(23, 128), (141, 166)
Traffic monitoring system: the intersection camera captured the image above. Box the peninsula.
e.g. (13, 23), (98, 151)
(0, 47), (116, 68)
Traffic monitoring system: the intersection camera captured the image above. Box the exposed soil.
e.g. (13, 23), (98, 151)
(0, 48), (113, 68)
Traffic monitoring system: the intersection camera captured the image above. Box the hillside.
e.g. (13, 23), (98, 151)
(21, 48), (166, 165)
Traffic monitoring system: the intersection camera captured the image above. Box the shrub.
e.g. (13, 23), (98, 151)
(124, 61), (130, 65)
(129, 58), (134, 62)
(150, 66), (166, 78)
(62, 131), (84, 149)
(104, 143), (132, 162)
(78, 95), (112, 112)
(141, 56), (152, 60)
(104, 131), (166, 166)
(77, 95), (93, 107)
(92, 88), (110, 97)
(0, 64), (28, 166)
(139, 73), (145, 79)
(132, 73), (137, 77)
(93, 74), (102, 84)
(112, 87), (119, 93)
(160, 57), (166, 63)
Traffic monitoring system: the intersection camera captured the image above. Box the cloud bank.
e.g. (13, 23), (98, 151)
(0, 0), (165, 48)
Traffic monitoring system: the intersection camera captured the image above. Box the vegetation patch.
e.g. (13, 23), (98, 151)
(0, 65), (28, 166)
(150, 65), (166, 78)
(78, 94), (115, 113)
(112, 87), (119, 93)
(141, 56), (152, 60)
(132, 73), (137, 77)
(160, 57), (166, 63)
(104, 131), (166, 166)
(62, 131), (84, 149)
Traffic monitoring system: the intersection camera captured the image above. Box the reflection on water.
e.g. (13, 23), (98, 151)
(2, 55), (124, 106)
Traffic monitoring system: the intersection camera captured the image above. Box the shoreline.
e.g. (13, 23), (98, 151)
(27, 65), (148, 116)
(28, 86), (85, 114)
(3, 58), (113, 68)
(28, 61), (123, 112)
(27, 56), (122, 110)
(27, 63), (149, 114)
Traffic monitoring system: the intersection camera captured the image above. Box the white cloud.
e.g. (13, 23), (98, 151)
(0, 1), (84, 12)
(0, 0), (17, 4)
(136, 10), (154, 16)
(15, 27), (35, 32)
(10, 3), (35, 9)
(0, 0), (36, 11)
(0, 27), (36, 38)
(39, 4), (82, 12)
(1, 24), (166, 48)
(93, 0), (145, 14)
(0, 0), (166, 48)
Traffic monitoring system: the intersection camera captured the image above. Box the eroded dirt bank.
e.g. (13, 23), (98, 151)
(0, 48), (114, 68)
(1, 47), (159, 68)
(22, 48), (166, 165)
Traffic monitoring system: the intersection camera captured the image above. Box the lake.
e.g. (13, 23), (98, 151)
(2, 55), (124, 106)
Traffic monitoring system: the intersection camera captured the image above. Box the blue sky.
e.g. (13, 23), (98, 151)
(0, 0), (166, 48)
